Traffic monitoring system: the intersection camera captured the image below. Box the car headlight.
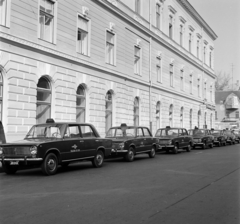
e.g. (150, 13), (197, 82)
(168, 140), (172, 145)
(30, 146), (37, 155)
(118, 142), (124, 149)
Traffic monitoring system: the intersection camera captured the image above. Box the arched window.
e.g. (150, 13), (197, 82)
(210, 113), (213, 128)
(105, 90), (112, 132)
(156, 101), (161, 129)
(0, 72), (3, 121)
(36, 77), (51, 124)
(189, 109), (193, 129)
(169, 104), (173, 126)
(180, 107), (184, 127)
(134, 97), (139, 126)
(204, 112), (207, 128)
(198, 110), (201, 128)
(76, 84), (86, 123)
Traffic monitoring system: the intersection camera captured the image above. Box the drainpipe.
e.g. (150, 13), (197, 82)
(149, 0), (152, 132)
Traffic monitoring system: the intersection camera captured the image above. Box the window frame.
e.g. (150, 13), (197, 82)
(156, 55), (162, 83)
(38, 0), (58, 44)
(105, 30), (116, 66)
(169, 63), (174, 87)
(0, 0), (11, 28)
(77, 14), (91, 56)
(134, 45), (141, 76)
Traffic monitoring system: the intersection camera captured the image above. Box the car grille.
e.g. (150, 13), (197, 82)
(193, 139), (201, 143)
(3, 147), (30, 156)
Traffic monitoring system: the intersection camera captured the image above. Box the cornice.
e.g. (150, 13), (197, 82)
(176, 0), (218, 40)
(168, 5), (177, 14)
(179, 16), (186, 24)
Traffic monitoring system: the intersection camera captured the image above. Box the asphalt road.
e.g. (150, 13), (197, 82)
(0, 144), (240, 224)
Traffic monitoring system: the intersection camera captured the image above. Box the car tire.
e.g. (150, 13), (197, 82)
(149, 146), (156, 158)
(92, 150), (104, 168)
(172, 144), (178, 154)
(41, 153), (58, 175)
(218, 142), (221, 147)
(209, 143), (214, 148)
(186, 144), (192, 152)
(124, 147), (135, 162)
(3, 163), (18, 175)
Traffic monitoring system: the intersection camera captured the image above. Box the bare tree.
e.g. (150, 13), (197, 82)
(215, 71), (231, 91)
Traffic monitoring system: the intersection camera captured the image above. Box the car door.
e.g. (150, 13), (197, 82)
(135, 128), (145, 152)
(142, 128), (153, 151)
(183, 129), (189, 147)
(63, 124), (84, 160)
(79, 125), (99, 158)
(177, 129), (184, 148)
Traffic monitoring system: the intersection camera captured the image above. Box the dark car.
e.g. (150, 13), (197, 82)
(210, 129), (227, 147)
(0, 119), (112, 175)
(105, 124), (160, 162)
(188, 127), (214, 149)
(155, 126), (193, 154)
(224, 129), (237, 145)
(231, 129), (240, 143)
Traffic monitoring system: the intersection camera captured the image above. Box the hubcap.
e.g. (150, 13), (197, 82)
(151, 148), (155, 155)
(96, 154), (103, 164)
(47, 158), (56, 171)
(129, 151), (133, 159)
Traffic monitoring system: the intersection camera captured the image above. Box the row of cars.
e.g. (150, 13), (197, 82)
(0, 119), (239, 176)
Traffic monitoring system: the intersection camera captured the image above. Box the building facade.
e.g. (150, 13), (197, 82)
(0, 0), (217, 141)
(215, 91), (240, 129)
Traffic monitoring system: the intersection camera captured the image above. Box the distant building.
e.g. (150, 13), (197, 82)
(215, 91), (240, 129)
(0, 0), (217, 141)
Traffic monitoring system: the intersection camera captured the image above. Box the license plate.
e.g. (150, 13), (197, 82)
(10, 161), (19, 165)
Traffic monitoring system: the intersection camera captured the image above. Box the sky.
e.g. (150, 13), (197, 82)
(188, 0), (240, 86)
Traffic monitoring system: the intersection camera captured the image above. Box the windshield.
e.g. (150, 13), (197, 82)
(189, 129), (205, 136)
(106, 127), (135, 138)
(156, 129), (179, 137)
(25, 124), (65, 139)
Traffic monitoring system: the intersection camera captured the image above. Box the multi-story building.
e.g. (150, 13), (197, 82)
(215, 91), (240, 129)
(0, 0), (217, 141)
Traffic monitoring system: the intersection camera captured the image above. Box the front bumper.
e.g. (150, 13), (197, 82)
(1, 157), (43, 165)
(160, 145), (174, 149)
(111, 148), (128, 156)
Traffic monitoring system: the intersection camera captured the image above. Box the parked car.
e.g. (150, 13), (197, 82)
(0, 119), (112, 175)
(155, 126), (193, 154)
(231, 129), (240, 143)
(210, 129), (227, 146)
(105, 124), (160, 161)
(223, 129), (237, 145)
(188, 127), (214, 149)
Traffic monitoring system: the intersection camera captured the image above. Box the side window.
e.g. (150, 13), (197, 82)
(80, 125), (96, 138)
(65, 125), (80, 138)
(136, 128), (143, 137)
(178, 129), (183, 136)
(183, 129), (188, 135)
(143, 128), (151, 137)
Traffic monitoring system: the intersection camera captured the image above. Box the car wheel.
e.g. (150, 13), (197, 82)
(149, 146), (156, 158)
(218, 142), (221, 147)
(3, 163), (18, 175)
(209, 143), (214, 148)
(124, 147), (135, 162)
(186, 144), (192, 152)
(92, 150), (104, 168)
(172, 144), (178, 154)
(41, 153), (58, 175)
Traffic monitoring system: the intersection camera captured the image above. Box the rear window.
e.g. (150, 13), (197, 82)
(156, 129), (179, 137)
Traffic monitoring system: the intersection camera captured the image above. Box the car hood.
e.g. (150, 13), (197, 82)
(157, 136), (175, 140)
(1, 138), (61, 146)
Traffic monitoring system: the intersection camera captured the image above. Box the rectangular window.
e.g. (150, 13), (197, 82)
(170, 64), (174, 87)
(106, 31), (115, 65)
(189, 33), (192, 53)
(157, 56), (162, 82)
(209, 52), (212, 68)
(39, 0), (55, 43)
(197, 40), (199, 58)
(77, 16), (89, 55)
(169, 16), (173, 39)
(204, 46), (206, 63)
(180, 70), (184, 91)
(189, 74), (193, 94)
(204, 82), (207, 99)
(134, 46), (141, 75)
(156, 4), (161, 29)
(180, 25), (183, 46)
(135, 0), (141, 14)
(198, 82), (200, 97)
(0, 0), (7, 26)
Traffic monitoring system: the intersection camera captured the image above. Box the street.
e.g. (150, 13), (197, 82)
(0, 144), (240, 224)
